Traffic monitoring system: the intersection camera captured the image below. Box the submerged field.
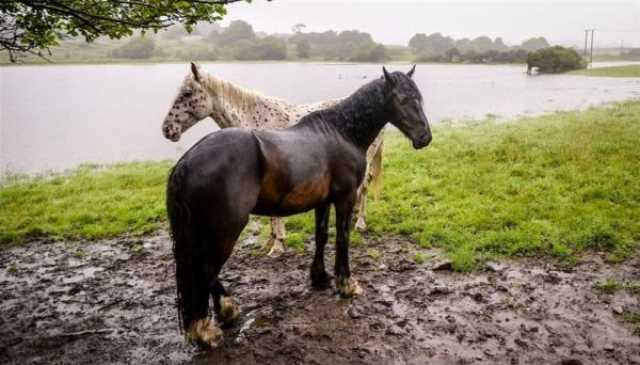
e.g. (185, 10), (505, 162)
(1, 101), (639, 270)
(571, 64), (640, 78)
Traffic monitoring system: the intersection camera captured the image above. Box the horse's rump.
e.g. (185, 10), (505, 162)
(177, 129), (264, 213)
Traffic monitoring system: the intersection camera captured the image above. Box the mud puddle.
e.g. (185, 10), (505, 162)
(1, 232), (639, 364)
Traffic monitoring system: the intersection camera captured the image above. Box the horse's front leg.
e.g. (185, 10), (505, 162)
(335, 192), (363, 297)
(311, 203), (331, 289)
(266, 217), (286, 257)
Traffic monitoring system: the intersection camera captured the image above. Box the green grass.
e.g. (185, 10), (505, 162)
(571, 65), (640, 78)
(2, 102), (640, 271)
(368, 101), (640, 270)
(0, 162), (172, 242)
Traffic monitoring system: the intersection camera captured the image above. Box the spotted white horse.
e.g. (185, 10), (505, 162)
(162, 63), (384, 256)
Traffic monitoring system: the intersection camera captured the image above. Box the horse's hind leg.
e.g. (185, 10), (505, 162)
(354, 133), (384, 232)
(208, 215), (249, 327)
(265, 217), (286, 257)
(187, 213), (248, 346)
(354, 187), (368, 232)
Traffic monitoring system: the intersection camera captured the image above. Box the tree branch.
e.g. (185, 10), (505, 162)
(1, 0), (263, 61)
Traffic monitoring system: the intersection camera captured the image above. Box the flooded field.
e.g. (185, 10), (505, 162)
(2, 62), (640, 174)
(1, 232), (639, 364)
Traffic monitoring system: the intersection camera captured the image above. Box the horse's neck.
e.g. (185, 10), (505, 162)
(327, 83), (389, 150)
(203, 74), (294, 129)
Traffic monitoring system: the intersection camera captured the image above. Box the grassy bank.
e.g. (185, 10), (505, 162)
(2, 102), (639, 270)
(0, 162), (171, 242)
(571, 64), (640, 77)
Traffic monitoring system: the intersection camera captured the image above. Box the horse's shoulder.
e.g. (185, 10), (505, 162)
(251, 130), (289, 172)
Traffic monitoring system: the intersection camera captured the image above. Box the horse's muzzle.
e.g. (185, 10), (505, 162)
(413, 133), (432, 149)
(163, 125), (181, 142)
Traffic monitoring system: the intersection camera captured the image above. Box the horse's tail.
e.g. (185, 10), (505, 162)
(166, 162), (210, 334)
(370, 138), (384, 200)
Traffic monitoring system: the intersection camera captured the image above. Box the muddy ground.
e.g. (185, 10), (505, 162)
(1, 231), (639, 365)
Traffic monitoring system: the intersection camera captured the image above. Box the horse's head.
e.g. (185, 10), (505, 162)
(162, 63), (214, 142)
(383, 65), (432, 149)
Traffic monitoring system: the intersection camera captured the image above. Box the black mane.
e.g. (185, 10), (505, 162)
(295, 71), (421, 149)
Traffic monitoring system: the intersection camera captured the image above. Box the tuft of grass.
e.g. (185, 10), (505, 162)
(72, 248), (86, 259)
(593, 278), (640, 296)
(570, 65), (640, 78)
(366, 248), (381, 261)
(413, 252), (428, 264)
(621, 311), (640, 336)
(449, 243), (478, 272)
(351, 231), (364, 247)
(286, 232), (305, 252)
(593, 278), (622, 295)
(130, 241), (145, 255)
(1, 102), (639, 272)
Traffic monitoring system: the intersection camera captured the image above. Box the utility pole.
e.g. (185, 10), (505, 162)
(584, 29), (589, 57)
(589, 29), (595, 67)
(583, 29), (595, 67)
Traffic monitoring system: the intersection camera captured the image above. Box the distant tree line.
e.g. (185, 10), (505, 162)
(109, 20), (390, 62)
(408, 33), (551, 64)
(288, 29), (389, 62)
(207, 20), (287, 60)
(101, 20), (582, 72)
(111, 36), (155, 59)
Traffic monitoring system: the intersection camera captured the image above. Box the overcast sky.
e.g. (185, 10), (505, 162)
(221, 1), (640, 48)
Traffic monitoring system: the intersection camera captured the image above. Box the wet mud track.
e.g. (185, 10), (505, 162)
(1, 231), (639, 364)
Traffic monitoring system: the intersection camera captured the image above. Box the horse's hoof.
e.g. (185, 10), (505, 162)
(310, 270), (332, 290)
(337, 277), (364, 298)
(218, 296), (240, 325)
(186, 318), (223, 348)
(267, 239), (285, 257)
(354, 218), (367, 232)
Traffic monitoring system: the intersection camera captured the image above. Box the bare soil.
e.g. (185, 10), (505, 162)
(1, 231), (639, 365)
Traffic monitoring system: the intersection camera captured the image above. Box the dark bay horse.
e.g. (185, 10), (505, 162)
(166, 66), (432, 347)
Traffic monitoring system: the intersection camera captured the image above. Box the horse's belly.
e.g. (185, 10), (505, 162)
(253, 174), (331, 216)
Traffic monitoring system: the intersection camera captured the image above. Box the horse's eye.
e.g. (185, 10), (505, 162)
(399, 96), (409, 105)
(183, 92), (193, 98)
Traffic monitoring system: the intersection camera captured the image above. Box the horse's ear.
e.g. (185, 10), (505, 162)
(407, 64), (416, 78)
(191, 62), (201, 82)
(382, 66), (395, 86)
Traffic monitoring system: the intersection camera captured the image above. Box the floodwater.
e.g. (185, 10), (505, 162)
(1, 62), (639, 174)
